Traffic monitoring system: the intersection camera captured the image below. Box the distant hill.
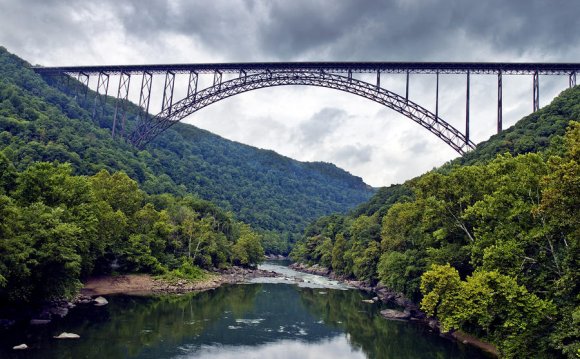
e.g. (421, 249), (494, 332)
(453, 86), (580, 166)
(347, 84), (580, 220)
(0, 46), (374, 253)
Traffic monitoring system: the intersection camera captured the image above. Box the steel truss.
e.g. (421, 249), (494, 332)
(76, 72), (90, 104)
(130, 70), (476, 154)
(92, 72), (110, 121)
(112, 72), (131, 137)
(32, 62), (580, 154)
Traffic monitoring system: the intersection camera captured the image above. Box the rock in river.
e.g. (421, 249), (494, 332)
(380, 309), (411, 320)
(53, 332), (80, 339)
(93, 296), (108, 306)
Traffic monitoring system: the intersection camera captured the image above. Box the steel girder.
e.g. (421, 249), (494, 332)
(92, 72), (110, 121)
(33, 62), (580, 76)
(112, 72), (131, 137)
(130, 70), (476, 154)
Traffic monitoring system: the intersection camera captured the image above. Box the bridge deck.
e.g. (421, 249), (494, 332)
(32, 62), (580, 76)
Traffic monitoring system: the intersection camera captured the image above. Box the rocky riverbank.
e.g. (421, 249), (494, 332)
(289, 262), (499, 357)
(0, 266), (280, 331)
(81, 267), (278, 296)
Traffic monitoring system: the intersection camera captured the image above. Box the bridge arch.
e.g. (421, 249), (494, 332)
(130, 70), (476, 154)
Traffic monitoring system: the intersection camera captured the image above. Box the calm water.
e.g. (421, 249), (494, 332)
(0, 263), (490, 359)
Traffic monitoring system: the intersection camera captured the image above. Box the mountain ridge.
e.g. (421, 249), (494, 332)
(0, 46), (374, 253)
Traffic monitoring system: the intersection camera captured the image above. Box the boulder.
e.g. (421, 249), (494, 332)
(93, 296), (108, 306)
(49, 306), (69, 318)
(380, 309), (411, 320)
(362, 299), (375, 303)
(13, 344), (28, 350)
(428, 319), (440, 331)
(53, 332), (80, 339)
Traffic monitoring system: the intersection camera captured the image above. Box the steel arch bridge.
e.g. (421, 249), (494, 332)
(33, 62), (580, 154)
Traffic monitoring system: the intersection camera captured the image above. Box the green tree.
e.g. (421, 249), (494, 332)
(232, 224), (264, 268)
(378, 250), (424, 300)
(421, 265), (556, 358)
(331, 233), (348, 275)
(90, 170), (144, 215)
(0, 151), (16, 194)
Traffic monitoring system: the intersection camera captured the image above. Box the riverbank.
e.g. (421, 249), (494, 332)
(289, 262), (499, 358)
(0, 266), (279, 331)
(81, 267), (278, 296)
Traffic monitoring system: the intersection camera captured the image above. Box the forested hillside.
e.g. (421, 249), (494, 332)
(291, 86), (580, 358)
(0, 47), (374, 254)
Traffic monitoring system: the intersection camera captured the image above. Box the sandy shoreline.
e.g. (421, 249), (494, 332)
(80, 267), (279, 297)
(80, 274), (219, 296)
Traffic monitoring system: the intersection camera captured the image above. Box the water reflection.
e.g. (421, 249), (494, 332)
(175, 337), (366, 359)
(0, 275), (489, 358)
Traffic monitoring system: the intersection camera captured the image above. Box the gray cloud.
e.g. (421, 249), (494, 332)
(296, 107), (347, 145)
(0, 0), (88, 60)
(255, 0), (580, 61)
(7, 0), (575, 63)
(330, 144), (374, 166)
(0, 0), (577, 186)
(94, 0), (580, 61)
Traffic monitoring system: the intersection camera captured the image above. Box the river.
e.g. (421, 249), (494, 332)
(0, 261), (490, 358)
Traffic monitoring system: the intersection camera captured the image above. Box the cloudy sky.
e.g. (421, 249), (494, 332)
(1, 0), (579, 186)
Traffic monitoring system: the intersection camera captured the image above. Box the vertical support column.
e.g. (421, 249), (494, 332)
(348, 69), (353, 83)
(213, 70), (222, 90)
(65, 74), (71, 93)
(135, 71), (153, 141)
(112, 71), (131, 138)
(435, 71), (439, 119)
(376, 69), (380, 90)
(570, 72), (576, 88)
(239, 69), (247, 84)
(161, 70), (175, 115)
(533, 70), (539, 112)
(92, 71), (110, 121)
(139, 71), (153, 114)
(405, 70), (410, 101)
(466, 70), (470, 143)
(497, 70), (502, 133)
(187, 71), (198, 100)
(77, 72), (90, 105)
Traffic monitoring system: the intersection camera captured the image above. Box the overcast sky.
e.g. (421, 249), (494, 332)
(1, 0), (579, 186)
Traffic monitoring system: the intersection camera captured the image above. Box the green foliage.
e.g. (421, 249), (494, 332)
(0, 151), (16, 194)
(0, 159), (264, 303)
(0, 165), (90, 301)
(349, 183), (412, 218)
(0, 47), (373, 255)
(378, 250), (424, 301)
(90, 170), (144, 215)
(453, 86), (580, 166)
(419, 264), (462, 321)
(232, 223), (265, 268)
(421, 266), (556, 358)
(331, 233), (348, 275)
(159, 259), (208, 282)
(293, 90), (580, 357)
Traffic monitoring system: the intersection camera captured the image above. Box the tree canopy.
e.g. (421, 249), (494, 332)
(291, 87), (580, 358)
